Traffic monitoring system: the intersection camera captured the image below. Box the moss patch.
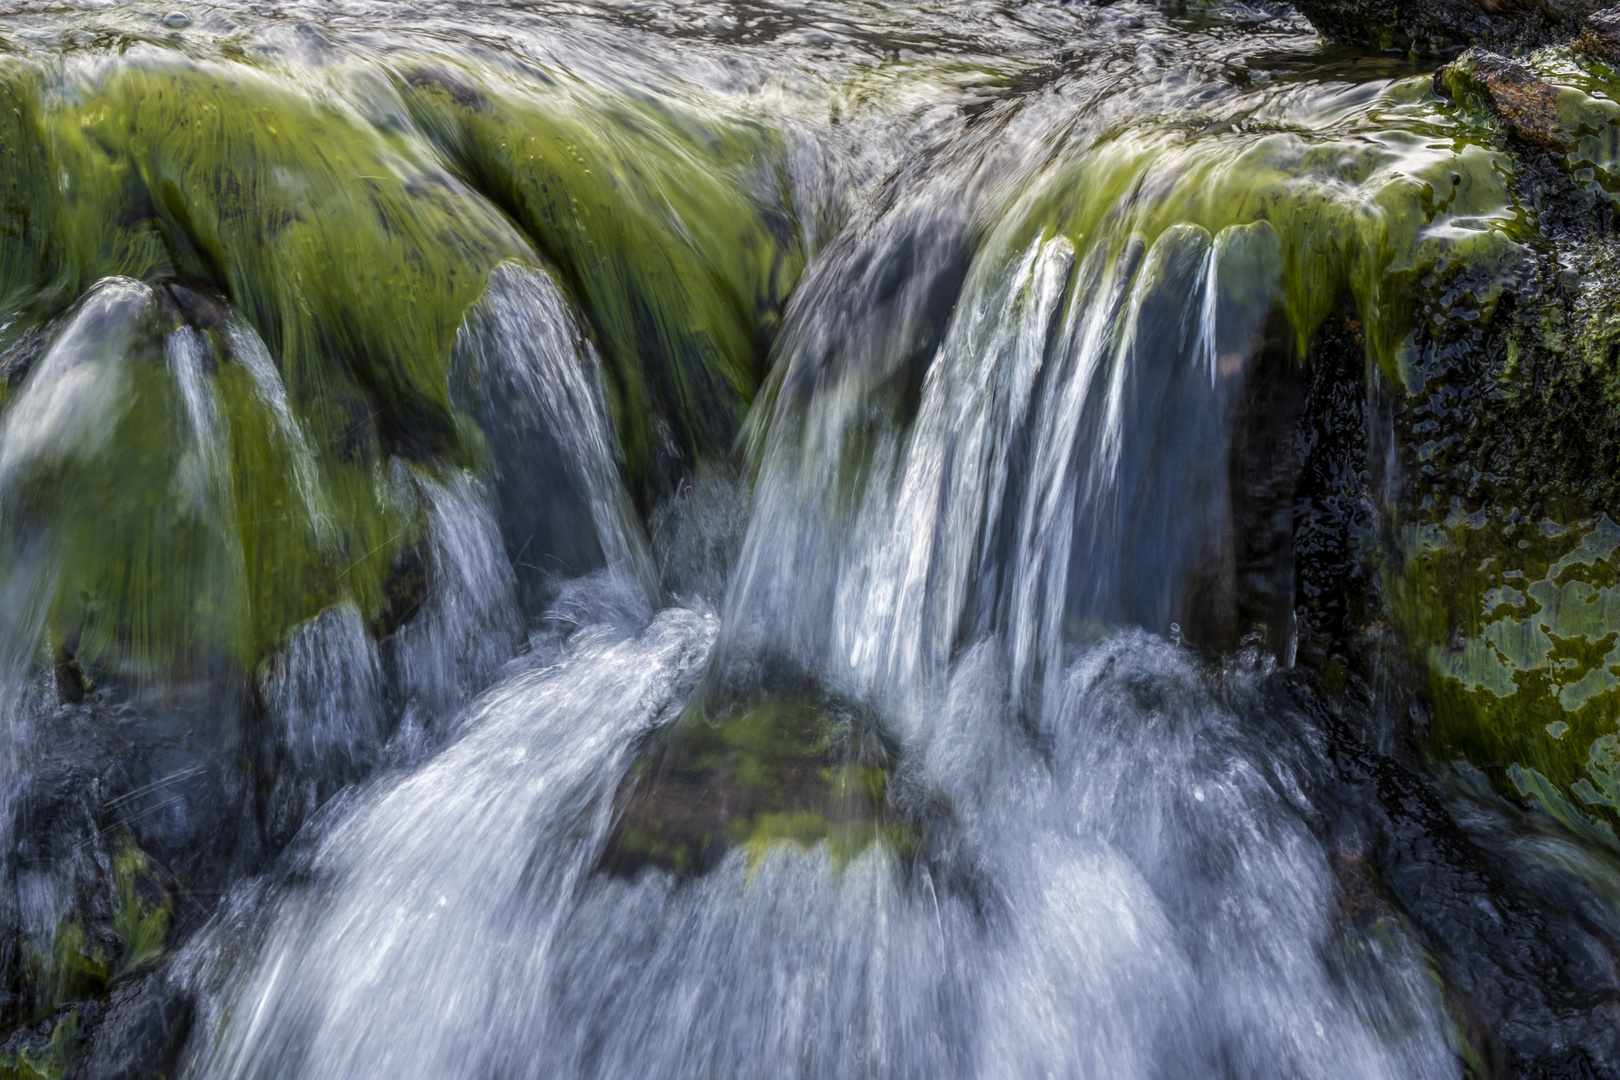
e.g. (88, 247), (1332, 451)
(601, 690), (921, 877)
(400, 61), (804, 507)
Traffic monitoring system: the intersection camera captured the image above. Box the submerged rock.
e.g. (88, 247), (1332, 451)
(600, 688), (923, 878)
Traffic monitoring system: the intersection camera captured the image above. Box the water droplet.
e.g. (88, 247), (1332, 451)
(1193, 787), (1205, 802)
(163, 11), (190, 27)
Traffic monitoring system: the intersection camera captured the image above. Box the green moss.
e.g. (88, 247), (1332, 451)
(0, 55), (548, 682)
(987, 73), (1524, 394)
(111, 844), (169, 977)
(602, 691), (922, 877)
(0, 1010), (81, 1080)
(0, 66), (60, 333)
(399, 61), (804, 505)
(26, 921), (110, 1017)
(15, 838), (170, 1028)
(1372, 46), (1620, 844)
(0, 46), (807, 689)
(1401, 511), (1620, 845)
(62, 61), (531, 459)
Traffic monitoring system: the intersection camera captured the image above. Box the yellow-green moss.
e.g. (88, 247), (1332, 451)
(989, 72), (1525, 394)
(399, 61), (804, 504)
(604, 692), (921, 876)
(0, 1010), (80, 1080)
(0, 47), (804, 687)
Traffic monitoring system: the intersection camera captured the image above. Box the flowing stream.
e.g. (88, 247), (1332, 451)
(2, 1), (1620, 1078)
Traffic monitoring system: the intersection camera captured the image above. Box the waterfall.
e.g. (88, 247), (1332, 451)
(1, 3), (1619, 1077)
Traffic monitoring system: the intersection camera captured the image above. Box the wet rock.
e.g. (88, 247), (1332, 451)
(1576, 5), (1620, 63)
(1, 1003), (94, 1079)
(1298, 674), (1620, 1079)
(71, 969), (192, 1080)
(600, 686), (921, 878)
(1438, 50), (1574, 154)
(1290, 0), (1604, 54)
(1, 678), (257, 1038)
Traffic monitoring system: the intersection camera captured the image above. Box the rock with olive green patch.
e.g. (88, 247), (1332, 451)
(600, 689), (925, 878)
(0, 1006), (90, 1080)
(1438, 51), (1574, 154)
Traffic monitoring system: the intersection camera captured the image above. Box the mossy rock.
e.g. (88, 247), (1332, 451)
(398, 60), (805, 508)
(601, 689), (923, 878)
(0, 1009), (83, 1080)
(1385, 44), (1620, 847)
(0, 46), (806, 687)
(4, 837), (170, 1063)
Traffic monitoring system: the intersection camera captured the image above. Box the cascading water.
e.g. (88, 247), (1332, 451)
(2, 2), (1620, 1078)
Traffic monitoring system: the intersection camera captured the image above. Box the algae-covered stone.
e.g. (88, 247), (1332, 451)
(0, 1008), (84, 1080)
(399, 62), (804, 509)
(601, 689), (921, 877)
(1437, 51), (1574, 153)
(1385, 42), (1620, 846)
(1406, 513), (1620, 847)
(3, 833), (170, 1052)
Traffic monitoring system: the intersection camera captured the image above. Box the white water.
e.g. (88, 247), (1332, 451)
(0, 3), (1552, 1074)
(175, 159), (1460, 1080)
(183, 615), (1456, 1080)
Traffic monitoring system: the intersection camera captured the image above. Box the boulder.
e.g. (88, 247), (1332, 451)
(1291, 0), (1604, 54)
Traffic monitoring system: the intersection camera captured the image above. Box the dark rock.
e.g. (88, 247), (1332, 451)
(2, 678), (260, 1034)
(1292, 671), (1620, 1079)
(71, 970), (193, 1080)
(1437, 50), (1573, 154)
(1290, 0), (1604, 54)
(1575, 5), (1620, 63)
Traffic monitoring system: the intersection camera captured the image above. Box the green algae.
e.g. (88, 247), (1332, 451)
(111, 845), (169, 978)
(602, 691), (921, 877)
(981, 73), (1524, 397)
(399, 61), (804, 506)
(0, 1010), (80, 1080)
(57, 60), (531, 460)
(0, 53), (534, 683)
(1404, 511), (1620, 846)
(13, 838), (170, 1042)
(0, 278), (416, 687)
(1377, 45), (1620, 844)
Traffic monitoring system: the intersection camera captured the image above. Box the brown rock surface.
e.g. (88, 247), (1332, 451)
(1439, 50), (1573, 154)
(1576, 5), (1620, 64)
